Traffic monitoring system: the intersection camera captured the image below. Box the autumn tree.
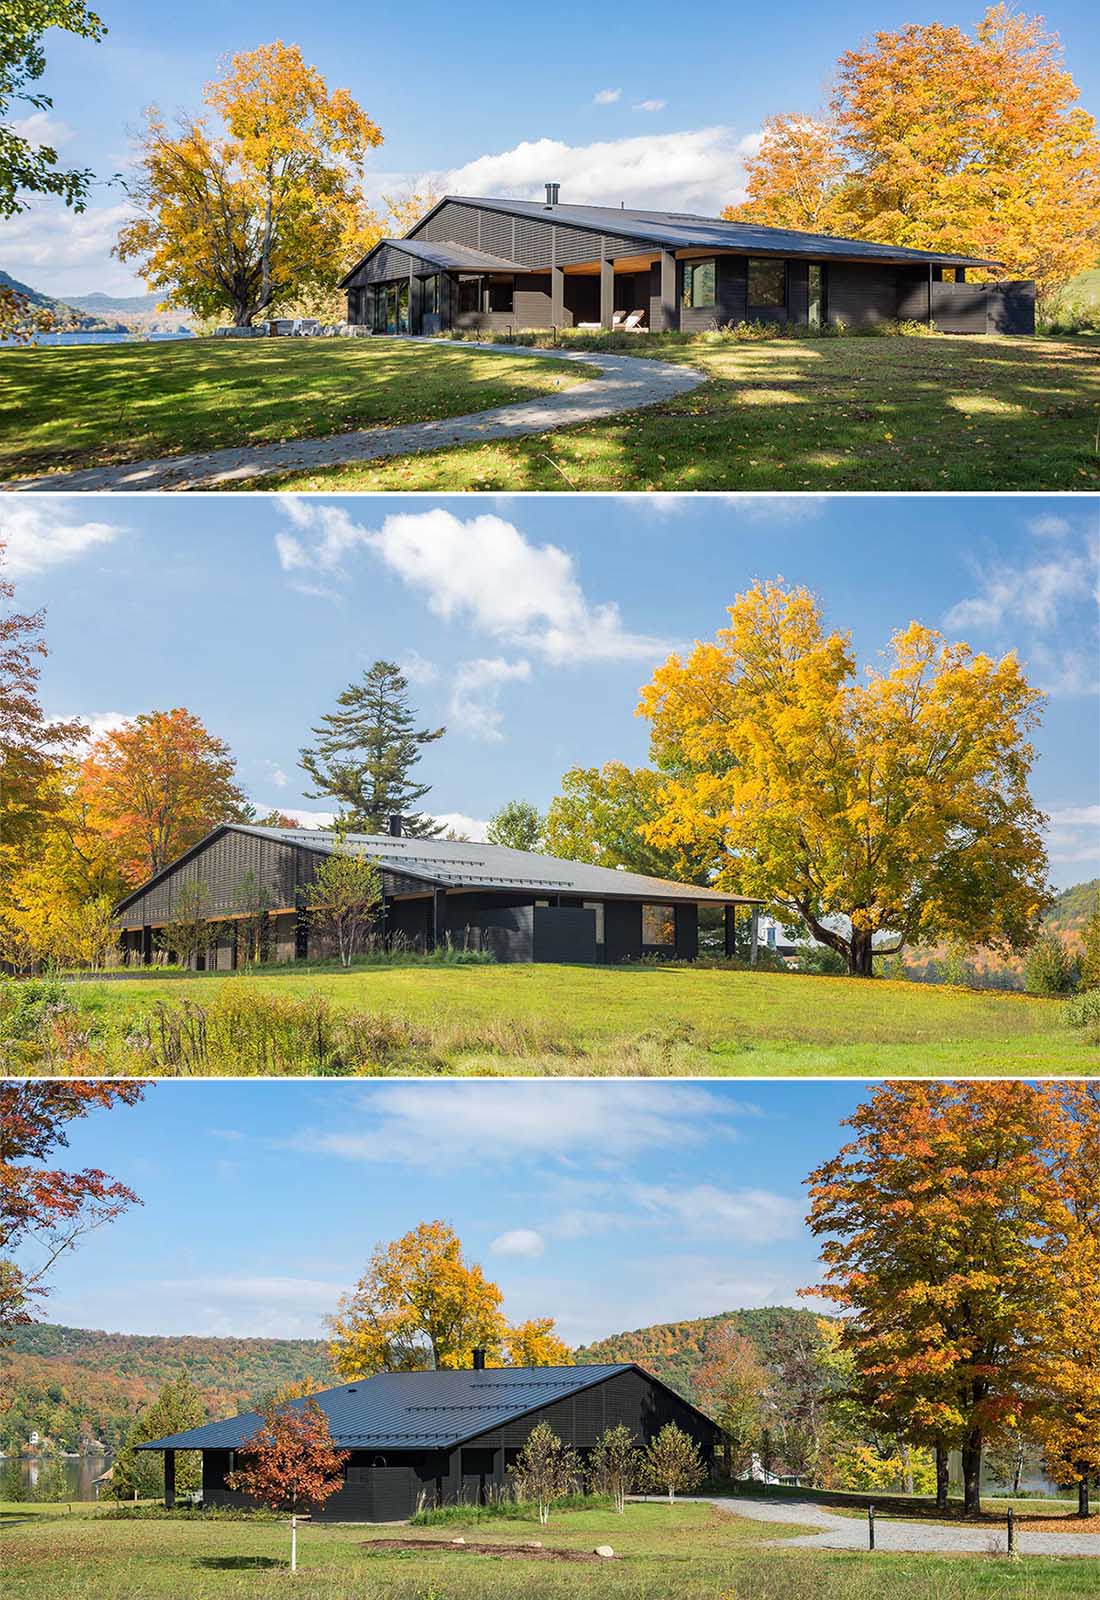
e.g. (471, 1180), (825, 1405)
(0, 1083), (145, 1346)
(644, 1422), (705, 1504)
(804, 1082), (1066, 1515)
(508, 1421), (579, 1525)
(110, 1373), (205, 1501)
(117, 42), (383, 326)
(486, 799), (544, 853)
(227, 1398), (349, 1570)
(0, 1), (105, 216)
(305, 844), (382, 966)
(725, 114), (851, 235)
(694, 1325), (771, 1477)
(639, 581), (1049, 976)
(300, 661), (445, 837)
(590, 1423), (644, 1512)
(80, 709), (247, 885)
(1078, 911), (1100, 990)
(505, 1319), (573, 1368)
(544, 762), (713, 884)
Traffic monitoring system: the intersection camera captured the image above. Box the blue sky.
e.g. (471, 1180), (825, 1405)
(10, 492), (1100, 887)
(22, 1079), (875, 1342)
(3, 0), (1098, 296)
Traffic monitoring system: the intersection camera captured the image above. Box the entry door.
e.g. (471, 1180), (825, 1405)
(808, 264), (825, 327)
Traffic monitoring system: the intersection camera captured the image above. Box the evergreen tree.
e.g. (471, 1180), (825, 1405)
(109, 1374), (205, 1502)
(299, 662), (445, 838)
(1, 1454), (25, 1501)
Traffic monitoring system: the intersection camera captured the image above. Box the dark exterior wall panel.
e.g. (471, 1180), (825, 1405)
(448, 902), (534, 962)
(349, 244), (418, 287)
(117, 833), (314, 929)
(675, 903), (699, 960)
(514, 274), (553, 327)
(605, 899), (643, 963)
(827, 262), (902, 326)
(987, 281), (1035, 334)
(533, 906), (597, 964)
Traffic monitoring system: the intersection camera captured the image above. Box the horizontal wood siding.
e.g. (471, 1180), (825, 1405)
(533, 906), (597, 964)
(987, 282), (1035, 334)
(349, 244), (417, 287)
(447, 901), (535, 962)
(679, 254), (747, 331)
(514, 273), (552, 327)
(513, 215), (554, 267)
(415, 203), (481, 249)
(828, 262), (903, 326)
(117, 834), (314, 929)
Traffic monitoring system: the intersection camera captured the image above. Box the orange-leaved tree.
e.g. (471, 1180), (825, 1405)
(226, 1398), (348, 1568)
(694, 1323), (771, 1477)
(80, 708), (247, 885)
(725, 7), (1100, 313)
(804, 1082), (1066, 1516)
(637, 580), (1050, 975)
(117, 41), (383, 326)
(329, 1221), (569, 1377)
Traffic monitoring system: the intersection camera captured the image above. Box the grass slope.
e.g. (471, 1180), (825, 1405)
(55, 962), (1085, 1075)
(2, 1501), (1094, 1600)
(0, 338), (588, 479)
(248, 331), (1100, 492)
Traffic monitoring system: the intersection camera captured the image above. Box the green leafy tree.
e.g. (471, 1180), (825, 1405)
(590, 1423), (644, 1513)
(508, 1422), (579, 1525)
(233, 870), (272, 966)
(300, 661), (444, 838)
(1078, 911), (1100, 990)
(1025, 930), (1077, 995)
(1, 1453), (25, 1500)
(157, 880), (216, 967)
(486, 800), (543, 853)
(33, 1447), (68, 1503)
(644, 1422), (705, 1505)
(305, 844), (382, 966)
(1, 1), (105, 217)
(543, 762), (712, 883)
(109, 1373), (205, 1501)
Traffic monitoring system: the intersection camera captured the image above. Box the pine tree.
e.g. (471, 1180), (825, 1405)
(299, 662), (445, 838)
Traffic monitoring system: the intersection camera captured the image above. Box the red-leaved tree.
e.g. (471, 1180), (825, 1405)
(226, 1399), (348, 1569)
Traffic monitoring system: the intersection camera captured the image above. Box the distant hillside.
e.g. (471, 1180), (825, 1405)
(0, 269), (120, 331)
(576, 1305), (829, 1403)
(4, 1324), (334, 1454)
(906, 878), (1098, 988)
(67, 291), (162, 313)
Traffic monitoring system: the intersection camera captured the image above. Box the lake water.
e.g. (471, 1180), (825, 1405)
(11, 1454), (111, 1500)
(1, 330), (194, 349)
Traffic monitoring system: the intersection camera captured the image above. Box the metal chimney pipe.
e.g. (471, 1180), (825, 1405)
(545, 182), (560, 207)
(388, 814), (402, 837)
(472, 1349), (486, 1370)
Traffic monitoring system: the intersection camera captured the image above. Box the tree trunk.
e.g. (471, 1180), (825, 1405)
(935, 1442), (950, 1511)
(847, 926), (875, 977)
(1079, 1478), (1090, 1518)
(961, 1432), (983, 1517)
(898, 1439), (914, 1495)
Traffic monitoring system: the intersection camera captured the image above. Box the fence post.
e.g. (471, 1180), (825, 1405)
(1007, 1507), (1015, 1556)
(868, 1504), (875, 1550)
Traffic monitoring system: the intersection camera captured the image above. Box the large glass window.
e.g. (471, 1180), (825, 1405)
(748, 257), (787, 308)
(457, 275), (482, 315)
(421, 274), (440, 315)
(682, 258), (716, 309)
(396, 280), (409, 333)
(808, 264), (824, 327)
(642, 904), (675, 947)
(488, 275), (514, 313)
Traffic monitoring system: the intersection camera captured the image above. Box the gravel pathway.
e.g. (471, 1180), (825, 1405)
(641, 1496), (1100, 1557)
(5, 339), (705, 493)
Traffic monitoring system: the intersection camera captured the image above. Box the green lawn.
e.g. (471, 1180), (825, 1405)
(30, 963), (1088, 1075)
(1, 1500), (1094, 1600)
(250, 330), (1100, 492)
(0, 337), (587, 479)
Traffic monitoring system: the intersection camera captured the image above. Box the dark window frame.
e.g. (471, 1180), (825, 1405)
(747, 257), (788, 310)
(642, 903), (676, 947)
(682, 257), (717, 309)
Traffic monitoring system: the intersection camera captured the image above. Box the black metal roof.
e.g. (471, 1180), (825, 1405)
(418, 194), (1001, 269)
(138, 1362), (715, 1453)
(114, 824), (762, 917)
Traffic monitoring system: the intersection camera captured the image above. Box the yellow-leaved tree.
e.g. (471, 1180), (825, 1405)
(116, 41), (383, 326)
(637, 581), (1049, 976)
(329, 1222), (571, 1377)
(724, 7), (1100, 313)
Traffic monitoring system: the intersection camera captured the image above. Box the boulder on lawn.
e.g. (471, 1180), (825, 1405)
(594, 1545), (615, 1558)
(451, 1536), (466, 1545)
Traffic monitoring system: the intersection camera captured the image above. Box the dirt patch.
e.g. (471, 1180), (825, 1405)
(362, 1537), (616, 1561)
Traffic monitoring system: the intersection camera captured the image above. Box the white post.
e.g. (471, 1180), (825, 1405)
(290, 1513), (297, 1574)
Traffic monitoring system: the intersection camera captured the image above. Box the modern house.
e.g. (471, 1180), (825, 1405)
(113, 821), (763, 968)
(340, 186), (1035, 337)
(139, 1359), (720, 1521)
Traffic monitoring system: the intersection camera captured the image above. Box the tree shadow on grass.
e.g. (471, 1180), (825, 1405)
(194, 1556), (284, 1570)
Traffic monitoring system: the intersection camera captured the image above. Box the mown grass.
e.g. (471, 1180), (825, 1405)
(248, 331), (1100, 492)
(11, 962), (1086, 1075)
(1, 1500), (1094, 1600)
(0, 337), (588, 479)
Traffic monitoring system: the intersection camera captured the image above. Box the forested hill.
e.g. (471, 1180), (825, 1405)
(5, 1324), (335, 1454)
(0, 269), (120, 331)
(575, 1305), (828, 1402)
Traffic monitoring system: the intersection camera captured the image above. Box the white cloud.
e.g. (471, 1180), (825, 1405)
(400, 649), (439, 686)
(432, 811), (489, 842)
(293, 1082), (742, 1170)
(438, 126), (755, 214)
(632, 100), (666, 114)
(593, 89), (622, 105)
(450, 656), (531, 741)
(10, 111), (73, 149)
(1046, 804), (1100, 828)
(1, 504), (122, 580)
(265, 763), (289, 789)
(627, 1182), (802, 1244)
(65, 711), (133, 750)
(1026, 514), (1072, 539)
(1044, 801), (1100, 875)
(0, 196), (143, 297)
(276, 807), (336, 827)
(724, 494), (828, 524)
(945, 548), (1096, 632)
(274, 504), (668, 664)
(490, 1228), (545, 1258)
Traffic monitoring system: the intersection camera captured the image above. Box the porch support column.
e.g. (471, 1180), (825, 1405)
(658, 249), (677, 331)
(723, 905), (736, 959)
(750, 909), (760, 968)
(141, 925), (153, 966)
(600, 256), (614, 330)
(927, 262), (934, 326)
(428, 889), (447, 952)
(550, 264), (564, 330)
(409, 269), (417, 335)
(164, 1450), (176, 1509)
(294, 900), (310, 961)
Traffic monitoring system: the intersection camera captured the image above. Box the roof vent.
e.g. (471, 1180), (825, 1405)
(472, 1349), (486, 1370)
(388, 814), (403, 837)
(544, 182), (560, 208)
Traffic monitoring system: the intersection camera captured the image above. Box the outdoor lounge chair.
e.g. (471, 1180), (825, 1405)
(623, 310), (647, 331)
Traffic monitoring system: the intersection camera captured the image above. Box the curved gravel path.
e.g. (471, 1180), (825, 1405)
(643, 1496), (1100, 1557)
(5, 339), (705, 494)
